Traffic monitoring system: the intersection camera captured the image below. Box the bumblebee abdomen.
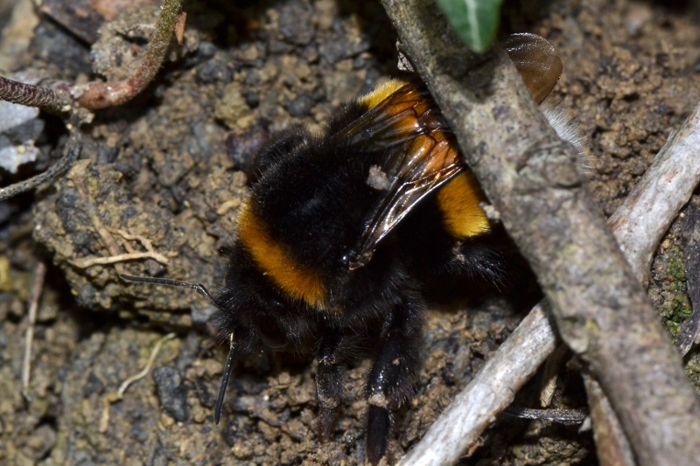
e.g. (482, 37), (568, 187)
(436, 171), (491, 240)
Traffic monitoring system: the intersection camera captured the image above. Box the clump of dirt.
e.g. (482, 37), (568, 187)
(1, 0), (699, 464)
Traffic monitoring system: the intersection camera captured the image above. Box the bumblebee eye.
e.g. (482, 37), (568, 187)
(255, 310), (288, 349)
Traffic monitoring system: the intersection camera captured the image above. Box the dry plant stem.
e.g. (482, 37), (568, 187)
(70, 251), (169, 268)
(609, 107), (700, 287)
(503, 406), (587, 425)
(0, 129), (81, 202)
(539, 343), (569, 407)
(99, 333), (176, 433)
(69, 160), (128, 275)
(381, 1), (700, 465)
(0, 76), (72, 114)
(583, 374), (636, 466)
(75, 0), (183, 110)
(22, 262), (47, 397)
(117, 332), (176, 398)
(399, 302), (556, 466)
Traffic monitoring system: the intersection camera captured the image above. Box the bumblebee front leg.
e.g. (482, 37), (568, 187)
(365, 298), (423, 464)
(316, 329), (344, 444)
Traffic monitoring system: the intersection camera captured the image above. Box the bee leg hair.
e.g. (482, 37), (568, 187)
(316, 329), (345, 443)
(365, 293), (424, 464)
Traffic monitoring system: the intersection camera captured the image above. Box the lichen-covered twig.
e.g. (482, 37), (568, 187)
(380, 1), (700, 465)
(676, 206), (700, 357)
(582, 374), (636, 466)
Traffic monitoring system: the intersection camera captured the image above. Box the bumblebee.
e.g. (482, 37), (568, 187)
(123, 33), (568, 464)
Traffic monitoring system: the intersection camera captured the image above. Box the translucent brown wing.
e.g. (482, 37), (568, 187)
(331, 82), (463, 269)
(503, 33), (563, 104)
(341, 35), (562, 269)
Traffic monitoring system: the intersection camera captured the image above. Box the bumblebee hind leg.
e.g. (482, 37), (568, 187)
(365, 293), (424, 464)
(315, 329), (345, 444)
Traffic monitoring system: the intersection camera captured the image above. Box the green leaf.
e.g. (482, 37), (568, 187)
(436, 0), (503, 53)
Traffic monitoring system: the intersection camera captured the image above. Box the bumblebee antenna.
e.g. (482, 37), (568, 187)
(119, 274), (218, 307)
(215, 334), (236, 424)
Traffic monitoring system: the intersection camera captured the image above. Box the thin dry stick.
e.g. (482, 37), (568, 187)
(381, 2), (700, 465)
(582, 374), (636, 466)
(117, 332), (176, 398)
(22, 262), (47, 398)
(70, 251), (169, 268)
(0, 129), (81, 202)
(609, 109), (700, 287)
(99, 332), (176, 432)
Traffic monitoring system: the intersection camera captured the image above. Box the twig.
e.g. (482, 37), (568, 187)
(503, 406), (587, 425)
(539, 343), (569, 407)
(99, 332), (176, 432)
(117, 333), (176, 398)
(401, 102), (700, 462)
(174, 12), (187, 45)
(71, 251), (169, 268)
(400, 301), (556, 465)
(0, 76), (72, 114)
(676, 204), (700, 356)
(582, 374), (636, 466)
(74, 0), (183, 110)
(0, 129), (81, 202)
(381, 1), (700, 465)
(22, 262), (47, 399)
(609, 108), (700, 287)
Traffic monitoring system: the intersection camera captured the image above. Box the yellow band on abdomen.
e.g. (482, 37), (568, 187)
(436, 172), (490, 239)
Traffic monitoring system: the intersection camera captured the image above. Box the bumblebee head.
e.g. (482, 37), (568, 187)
(213, 242), (294, 353)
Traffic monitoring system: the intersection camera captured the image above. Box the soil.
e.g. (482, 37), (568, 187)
(1, 0), (699, 464)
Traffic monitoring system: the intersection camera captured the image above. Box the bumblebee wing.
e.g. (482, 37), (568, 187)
(331, 83), (463, 269)
(503, 33), (563, 104)
(338, 35), (561, 269)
